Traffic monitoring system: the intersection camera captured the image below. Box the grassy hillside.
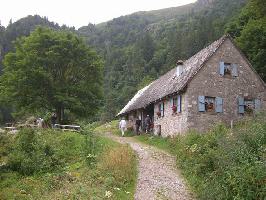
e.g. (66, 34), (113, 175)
(102, 114), (266, 200)
(0, 128), (137, 199)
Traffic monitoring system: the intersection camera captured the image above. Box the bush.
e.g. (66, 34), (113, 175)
(174, 121), (266, 200)
(1, 126), (137, 200)
(7, 129), (62, 175)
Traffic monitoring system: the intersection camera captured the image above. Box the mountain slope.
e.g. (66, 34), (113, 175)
(77, 0), (247, 120)
(0, 0), (248, 121)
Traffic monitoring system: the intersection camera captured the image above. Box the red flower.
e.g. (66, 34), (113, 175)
(172, 105), (177, 112)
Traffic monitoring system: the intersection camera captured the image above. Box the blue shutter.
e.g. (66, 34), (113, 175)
(238, 97), (245, 114)
(170, 98), (173, 107)
(215, 97), (223, 113)
(232, 64), (238, 77)
(160, 103), (164, 117)
(177, 95), (182, 113)
(198, 96), (205, 112)
(162, 102), (164, 117)
(254, 99), (261, 112)
(219, 62), (225, 76)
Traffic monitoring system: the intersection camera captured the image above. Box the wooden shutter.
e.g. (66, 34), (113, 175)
(232, 64), (238, 77)
(198, 96), (205, 112)
(254, 99), (261, 112)
(215, 97), (223, 113)
(177, 95), (182, 113)
(238, 97), (245, 114)
(219, 61), (225, 76)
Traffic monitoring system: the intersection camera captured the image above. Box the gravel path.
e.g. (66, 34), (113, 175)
(104, 133), (194, 200)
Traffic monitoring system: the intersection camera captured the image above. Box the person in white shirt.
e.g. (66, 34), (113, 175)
(37, 118), (44, 128)
(119, 118), (127, 137)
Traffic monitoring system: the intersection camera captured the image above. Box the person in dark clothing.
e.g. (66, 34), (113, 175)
(144, 115), (151, 133)
(135, 118), (141, 135)
(51, 113), (57, 128)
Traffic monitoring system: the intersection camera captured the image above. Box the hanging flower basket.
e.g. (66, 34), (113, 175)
(172, 105), (177, 113)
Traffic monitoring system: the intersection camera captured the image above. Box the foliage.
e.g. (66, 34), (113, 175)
(134, 116), (266, 200)
(0, 27), (103, 121)
(226, 0), (266, 81)
(0, 1), (250, 121)
(78, 0), (247, 120)
(0, 127), (137, 199)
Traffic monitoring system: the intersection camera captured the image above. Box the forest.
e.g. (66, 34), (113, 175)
(0, 0), (265, 122)
(0, 0), (265, 199)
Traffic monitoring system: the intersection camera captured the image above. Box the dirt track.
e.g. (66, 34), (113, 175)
(104, 133), (194, 200)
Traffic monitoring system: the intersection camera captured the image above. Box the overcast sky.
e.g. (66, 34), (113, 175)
(0, 0), (196, 28)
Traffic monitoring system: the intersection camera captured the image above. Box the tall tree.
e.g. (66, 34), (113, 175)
(226, 0), (266, 81)
(0, 27), (103, 122)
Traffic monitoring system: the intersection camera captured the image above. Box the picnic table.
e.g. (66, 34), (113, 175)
(4, 126), (17, 131)
(54, 124), (81, 132)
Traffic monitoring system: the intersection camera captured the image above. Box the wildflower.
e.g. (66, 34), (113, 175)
(114, 187), (121, 191)
(105, 191), (112, 198)
(86, 154), (96, 158)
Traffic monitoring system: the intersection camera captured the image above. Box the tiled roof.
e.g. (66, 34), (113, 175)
(118, 35), (229, 116)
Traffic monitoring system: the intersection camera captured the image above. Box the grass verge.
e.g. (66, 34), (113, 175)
(100, 115), (266, 200)
(0, 127), (137, 200)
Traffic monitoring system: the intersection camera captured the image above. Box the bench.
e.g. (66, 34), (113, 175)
(4, 127), (17, 131)
(54, 124), (81, 132)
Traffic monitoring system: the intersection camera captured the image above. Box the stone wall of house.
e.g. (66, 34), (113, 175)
(153, 94), (189, 137)
(185, 38), (266, 132)
(127, 109), (145, 132)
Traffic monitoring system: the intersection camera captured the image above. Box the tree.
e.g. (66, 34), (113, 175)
(226, 0), (266, 81)
(0, 27), (103, 122)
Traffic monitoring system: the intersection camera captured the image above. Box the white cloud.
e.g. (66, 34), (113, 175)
(0, 0), (196, 28)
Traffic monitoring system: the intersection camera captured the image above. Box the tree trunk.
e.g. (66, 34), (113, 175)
(56, 104), (64, 124)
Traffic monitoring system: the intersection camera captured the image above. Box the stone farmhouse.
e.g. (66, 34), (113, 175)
(117, 35), (266, 137)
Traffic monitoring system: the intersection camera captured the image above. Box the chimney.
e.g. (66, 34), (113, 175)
(176, 60), (184, 77)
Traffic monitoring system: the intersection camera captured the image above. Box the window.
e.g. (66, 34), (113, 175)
(205, 96), (215, 112)
(172, 95), (182, 113)
(238, 97), (261, 114)
(157, 102), (164, 117)
(224, 63), (231, 76)
(198, 96), (223, 113)
(219, 62), (238, 77)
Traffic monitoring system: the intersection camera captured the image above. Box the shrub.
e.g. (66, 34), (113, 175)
(174, 121), (266, 200)
(8, 129), (62, 175)
(0, 132), (14, 161)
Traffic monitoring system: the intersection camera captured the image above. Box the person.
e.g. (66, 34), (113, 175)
(135, 117), (141, 135)
(119, 118), (127, 137)
(51, 113), (57, 128)
(144, 115), (151, 133)
(37, 118), (44, 128)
